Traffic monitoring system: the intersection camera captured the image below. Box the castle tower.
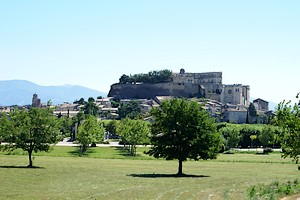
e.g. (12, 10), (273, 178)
(221, 84), (250, 106)
(242, 85), (250, 106)
(32, 93), (41, 107)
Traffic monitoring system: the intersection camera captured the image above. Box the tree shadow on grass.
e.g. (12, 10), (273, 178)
(68, 148), (96, 157)
(0, 165), (44, 169)
(114, 147), (143, 158)
(128, 173), (210, 178)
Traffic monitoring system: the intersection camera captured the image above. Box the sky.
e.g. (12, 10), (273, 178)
(0, 1), (299, 104)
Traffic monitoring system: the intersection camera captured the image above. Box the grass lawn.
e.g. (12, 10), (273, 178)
(0, 147), (299, 200)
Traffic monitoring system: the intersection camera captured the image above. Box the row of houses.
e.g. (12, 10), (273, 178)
(54, 96), (272, 123)
(1, 93), (273, 124)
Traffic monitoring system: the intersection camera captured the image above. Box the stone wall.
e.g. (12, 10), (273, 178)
(108, 70), (250, 107)
(172, 72), (223, 94)
(222, 84), (250, 106)
(223, 110), (247, 123)
(108, 82), (204, 99)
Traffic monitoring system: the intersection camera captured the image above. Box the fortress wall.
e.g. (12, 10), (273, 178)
(108, 83), (202, 99)
(172, 72), (222, 83)
(172, 72), (223, 93)
(108, 70), (249, 106)
(206, 93), (221, 102)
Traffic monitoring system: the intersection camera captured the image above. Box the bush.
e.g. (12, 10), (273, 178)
(246, 179), (300, 199)
(90, 143), (97, 147)
(263, 147), (273, 154)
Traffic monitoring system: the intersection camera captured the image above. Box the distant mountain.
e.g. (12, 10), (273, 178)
(0, 80), (106, 106)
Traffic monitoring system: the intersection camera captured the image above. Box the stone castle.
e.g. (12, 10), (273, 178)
(108, 69), (250, 106)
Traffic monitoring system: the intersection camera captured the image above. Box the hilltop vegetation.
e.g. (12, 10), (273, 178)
(119, 69), (172, 84)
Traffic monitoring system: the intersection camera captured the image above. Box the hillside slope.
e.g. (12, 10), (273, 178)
(0, 80), (106, 106)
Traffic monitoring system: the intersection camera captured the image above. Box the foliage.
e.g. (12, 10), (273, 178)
(73, 97), (85, 105)
(217, 123), (283, 148)
(70, 111), (86, 141)
(219, 126), (241, 150)
(103, 120), (120, 139)
(117, 118), (150, 156)
(247, 179), (300, 200)
(249, 103), (258, 116)
(111, 99), (120, 108)
(119, 69), (172, 84)
(146, 98), (222, 175)
(76, 115), (104, 154)
(0, 108), (61, 167)
(258, 125), (276, 148)
(118, 100), (142, 119)
(83, 97), (99, 117)
(273, 94), (300, 165)
(58, 116), (73, 137)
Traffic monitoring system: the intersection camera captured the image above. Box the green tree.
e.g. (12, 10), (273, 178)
(258, 125), (275, 148)
(74, 98), (85, 105)
(111, 100), (120, 108)
(117, 118), (150, 156)
(0, 108), (61, 167)
(76, 115), (104, 154)
(84, 97), (99, 116)
(118, 69), (172, 84)
(273, 94), (300, 166)
(118, 100), (142, 119)
(59, 116), (73, 137)
(103, 120), (119, 138)
(71, 111), (86, 141)
(250, 135), (257, 148)
(119, 74), (132, 84)
(249, 103), (258, 117)
(239, 124), (262, 148)
(219, 125), (241, 150)
(145, 98), (222, 175)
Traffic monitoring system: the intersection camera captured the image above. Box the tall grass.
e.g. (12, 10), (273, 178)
(247, 179), (300, 200)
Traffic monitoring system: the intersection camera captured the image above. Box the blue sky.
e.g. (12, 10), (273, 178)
(0, 1), (299, 104)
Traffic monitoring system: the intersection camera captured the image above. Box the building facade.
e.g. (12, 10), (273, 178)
(108, 69), (250, 107)
(32, 94), (41, 107)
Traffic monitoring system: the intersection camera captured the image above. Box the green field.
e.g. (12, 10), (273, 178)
(0, 147), (299, 199)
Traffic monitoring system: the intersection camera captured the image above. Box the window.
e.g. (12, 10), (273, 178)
(228, 90), (232, 94)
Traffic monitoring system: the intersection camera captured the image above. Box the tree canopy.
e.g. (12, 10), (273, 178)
(273, 94), (300, 166)
(118, 100), (142, 119)
(119, 69), (172, 84)
(83, 97), (99, 117)
(145, 98), (222, 175)
(76, 115), (105, 154)
(117, 118), (150, 156)
(0, 108), (61, 167)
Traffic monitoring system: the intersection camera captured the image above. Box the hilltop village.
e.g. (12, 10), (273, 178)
(107, 69), (271, 123)
(1, 69), (271, 125)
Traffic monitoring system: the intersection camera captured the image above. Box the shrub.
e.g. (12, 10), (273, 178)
(263, 147), (273, 154)
(90, 143), (97, 147)
(247, 179), (300, 199)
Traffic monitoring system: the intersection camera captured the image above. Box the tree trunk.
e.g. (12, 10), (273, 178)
(28, 150), (33, 168)
(131, 145), (136, 157)
(177, 160), (183, 176)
